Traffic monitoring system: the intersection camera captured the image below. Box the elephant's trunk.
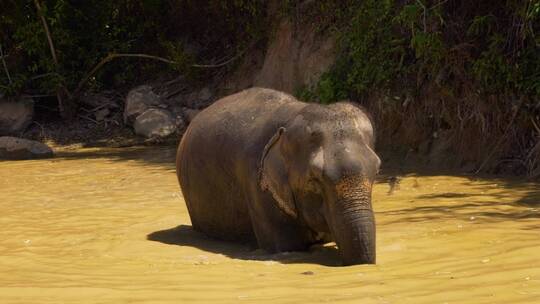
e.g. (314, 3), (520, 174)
(333, 203), (376, 265)
(329, 175), (376, 265)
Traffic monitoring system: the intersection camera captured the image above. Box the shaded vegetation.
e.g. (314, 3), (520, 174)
(295, 0), (540, 176)
(0, 0), (267, 107)
(1, 0), (539, 175)
(297, 0), (540, 101)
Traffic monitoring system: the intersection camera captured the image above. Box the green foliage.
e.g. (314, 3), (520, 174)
(299, 0), (540, 103)
(341, 0), (401, 94)
(297, 0), (404, 103)
(466, 0), (540, 96)
(296, 73), (348, 104)
(470, 34), (517, 94)
(0, 0), (267, 98)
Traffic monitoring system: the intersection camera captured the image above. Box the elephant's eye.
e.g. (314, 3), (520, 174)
(309, 130), (323, 144)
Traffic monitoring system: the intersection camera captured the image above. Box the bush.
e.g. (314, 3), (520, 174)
(0, 0), (267, 100)
(299, 0), (539, 102)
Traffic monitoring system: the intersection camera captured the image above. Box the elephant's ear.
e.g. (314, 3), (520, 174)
(259, 127), (297, 218)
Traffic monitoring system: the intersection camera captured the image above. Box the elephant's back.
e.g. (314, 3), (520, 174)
(176, 88), (305, 241)
(181, 88), (305, 167)
(190, 88), (302, 138)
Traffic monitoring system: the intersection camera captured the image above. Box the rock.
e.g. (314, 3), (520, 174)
(198, 87), (212, 102)
(183, 108), (201, 123)
(133, 108), (176, 138)
(0, 136), (53, 160)
(124, 85), (162, 125)
(175, 115), (187, 132)
(183, 92), (200, 108)
(0, 98), (34, 135)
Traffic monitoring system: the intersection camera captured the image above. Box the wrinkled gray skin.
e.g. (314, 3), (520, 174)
(176, 88), (380, 265)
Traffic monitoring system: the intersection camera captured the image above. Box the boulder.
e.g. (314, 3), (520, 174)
(124, 85), (162, 125)
(0, 136), (53, 160)
(182, 108), (201, 123)
(182, 92), (199, 108)
(133, 108), (177, 138)
(0, 98), (34, 135)
(198, 87), (212, 102)
(175, 114), (187, 133)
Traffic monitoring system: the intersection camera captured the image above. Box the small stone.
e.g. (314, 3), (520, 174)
(175, 115), (187, 132)
(198, 87), (212, 101)
(0, 136), (54, 160)
(124, 85), (162, 125)
(133, 108), (176, 139)
(183, 108), (201, 123)
(0, 97), (34, 135)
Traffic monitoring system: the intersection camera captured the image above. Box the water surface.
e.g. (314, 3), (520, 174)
(1, 147), (539, 303)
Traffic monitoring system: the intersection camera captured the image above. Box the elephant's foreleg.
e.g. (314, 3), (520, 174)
(246, 190), (313, 253)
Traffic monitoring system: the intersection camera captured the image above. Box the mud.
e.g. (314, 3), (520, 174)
(1, 146), (539, 303)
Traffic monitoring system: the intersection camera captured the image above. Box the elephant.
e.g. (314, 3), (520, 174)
(176, 87), (380, 265)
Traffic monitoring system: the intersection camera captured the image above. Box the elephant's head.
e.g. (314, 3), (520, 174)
(260, 102), (380, 265)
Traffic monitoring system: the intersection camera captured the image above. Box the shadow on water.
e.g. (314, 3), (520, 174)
(55, 145), (178, 171)
(51, 146), (540, 237)
(380, 201), (540, 225)
(378, 176), (540, 225)
(515, 190), (540, 207)
(147, 225), (343, 267)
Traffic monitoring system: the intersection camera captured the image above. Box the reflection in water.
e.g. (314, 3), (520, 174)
(1, 147), (539, 303)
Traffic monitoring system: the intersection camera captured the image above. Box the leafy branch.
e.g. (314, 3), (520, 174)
(34, 0), (72, 117)
(74, 45), (253, 96)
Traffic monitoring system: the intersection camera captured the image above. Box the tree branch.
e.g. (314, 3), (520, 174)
(475, 98), (525, 174)
(75, 53), (180, 96)
(415, 0), (427, 32)
(191, 45), (251, 68)
(34, 0), (58, 65)
(34, 0), (73, 118)
(0, 43), (12, 85)
(74, 47), (251, 96)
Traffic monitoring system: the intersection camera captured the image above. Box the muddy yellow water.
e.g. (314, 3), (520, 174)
(1, 146), (539, 303)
